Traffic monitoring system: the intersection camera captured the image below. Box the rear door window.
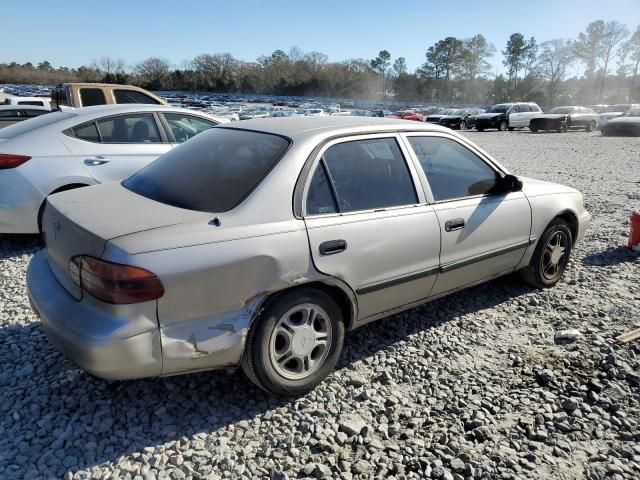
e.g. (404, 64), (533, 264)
(80, 88), (107, 107)
(519, 105), (531, 113)
(114, 90), (162, 104)
(96, 114), (161, 143)
(319, 137), (417, 213)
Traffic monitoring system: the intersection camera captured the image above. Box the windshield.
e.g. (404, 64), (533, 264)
(489, 105), (510, 113)
(624, 108), (640, 117)
(549, 107), (574, 114)
(123, 128), (291, 213)
(0, 111), (75, 139)
(451, 109), (467, 115)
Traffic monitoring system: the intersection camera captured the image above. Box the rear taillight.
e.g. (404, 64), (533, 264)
(0, 154), (31, 170)
(70, 256), (164, 304)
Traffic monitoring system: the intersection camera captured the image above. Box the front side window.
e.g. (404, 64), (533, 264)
(96, 114), (161, 143)
(164, 113), (217, 143)
(320, 138), (417, 213)
(80, 88), (107, 107)
(114, 90), (161, 105)
(509, 105), (521, 113)
(123, 128), (290, 213)
(408, 136), (499, 202)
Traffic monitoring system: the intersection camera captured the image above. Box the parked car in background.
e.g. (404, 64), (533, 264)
(596, 104), (640, 130)
(3, 96), (51, 109)
(601, 107), (640, 136)
(425, 109), (455, 124)
(438, 108), (485, 130)
(50, 83), (166, 110)
(304, 108), (327, 116)
(239, 110), (270, 120)
(389, 110), (425, 122)
(0, 105), (50, 128)
(27, 116), (590, 396)
(529, 106), (598, 133)
(0, 105), (224, 233)
(475, 103), (541, 131)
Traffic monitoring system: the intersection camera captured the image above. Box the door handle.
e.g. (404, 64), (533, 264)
(319, 239), (347, 256)
(445, 218), (465, 232)
(84, 157), (110, 166)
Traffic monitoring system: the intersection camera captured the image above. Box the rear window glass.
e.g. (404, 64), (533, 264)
(114, 90), (161, 104)
(80, 88), (107, 107)
(0, 111), (75, 139)
(123, 128), (290, 213)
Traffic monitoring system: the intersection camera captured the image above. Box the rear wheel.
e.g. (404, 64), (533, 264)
(520, 218), (572, 289)
(460, 120), (467, 130)
(530, 125), (539, 133)
(476, 127), (484, 132)
(241, 288), (345, 396)
(498, 120), (508, 131)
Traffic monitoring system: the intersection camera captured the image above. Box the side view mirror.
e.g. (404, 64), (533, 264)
(501, 174), (523, 192)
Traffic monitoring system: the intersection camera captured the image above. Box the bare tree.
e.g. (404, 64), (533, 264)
(134, 57), (171, 90)
(624, 26), (640, 101)
(536, 39), (575, 104)
(598, 21), (629, 98)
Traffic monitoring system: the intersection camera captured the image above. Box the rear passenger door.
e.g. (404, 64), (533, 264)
(60, 112), (172, 183)
(303, 135), (441, 320)
(404, 134), (532, 296)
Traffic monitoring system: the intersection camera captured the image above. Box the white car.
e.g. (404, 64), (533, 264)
(0, 104), (225, 234)
(3, 95), (51, 109)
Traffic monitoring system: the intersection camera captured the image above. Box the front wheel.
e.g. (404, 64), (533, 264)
(520, 218), (572, 289)
(498, 120), (508, 131)
(460, 120), (467, 130)
(241, 288), (345, 396)
(530, 125), (539, 133)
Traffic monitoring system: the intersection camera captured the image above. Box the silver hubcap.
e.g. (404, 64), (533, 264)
(269, 303), (332, 380)
(542, 231), (568, 280)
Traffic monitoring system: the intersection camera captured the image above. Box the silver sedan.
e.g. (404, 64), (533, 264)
(27, 117), (591, 396)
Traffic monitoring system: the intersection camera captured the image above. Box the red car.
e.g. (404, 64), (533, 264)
(389, 110), (425, 122)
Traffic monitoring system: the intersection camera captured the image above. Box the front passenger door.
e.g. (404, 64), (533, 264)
(405, 134), (532, 296)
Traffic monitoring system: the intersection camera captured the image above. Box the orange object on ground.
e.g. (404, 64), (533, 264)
(630, 210), (640, 249)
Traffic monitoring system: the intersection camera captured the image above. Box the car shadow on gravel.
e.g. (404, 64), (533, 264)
(1, 275), (532, 477)
(583, 246), (638, 266)
(0, 234), (43, 260)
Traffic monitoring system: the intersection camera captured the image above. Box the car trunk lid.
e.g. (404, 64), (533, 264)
(43, 182), (209, 299)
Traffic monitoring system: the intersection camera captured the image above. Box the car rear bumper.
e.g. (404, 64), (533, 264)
(27, 249), (163, 380)
(0, 170), (44, 233)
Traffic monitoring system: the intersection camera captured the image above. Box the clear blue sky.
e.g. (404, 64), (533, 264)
(2, 0), (639, 73)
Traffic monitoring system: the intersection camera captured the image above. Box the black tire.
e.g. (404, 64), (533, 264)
(460, 120), (467, 130)
(530, 125), (539, 133)
(520, 218), (573, 289)
(476, 127), (484, 132)
(498, 120), (508, 131)
(508, 127), (515, 131)
(241, 288), (345, 396)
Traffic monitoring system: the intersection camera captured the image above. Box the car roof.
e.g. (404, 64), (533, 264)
(221, 116), (450, 140)
(61, 104), (213, 117)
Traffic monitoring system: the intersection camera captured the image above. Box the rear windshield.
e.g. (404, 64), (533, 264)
(123, 128), (290, 213)
(0, 111), (75, 139)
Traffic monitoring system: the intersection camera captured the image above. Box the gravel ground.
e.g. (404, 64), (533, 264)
(1, 130), (639, 480)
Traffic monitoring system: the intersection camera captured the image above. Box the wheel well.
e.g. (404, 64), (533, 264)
(37, 183), (90, 232)
(258, 282), (356, 330)
(556, 211), (578, 245)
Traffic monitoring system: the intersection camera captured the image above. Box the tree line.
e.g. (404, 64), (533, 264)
(1, 20), (639, 106)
